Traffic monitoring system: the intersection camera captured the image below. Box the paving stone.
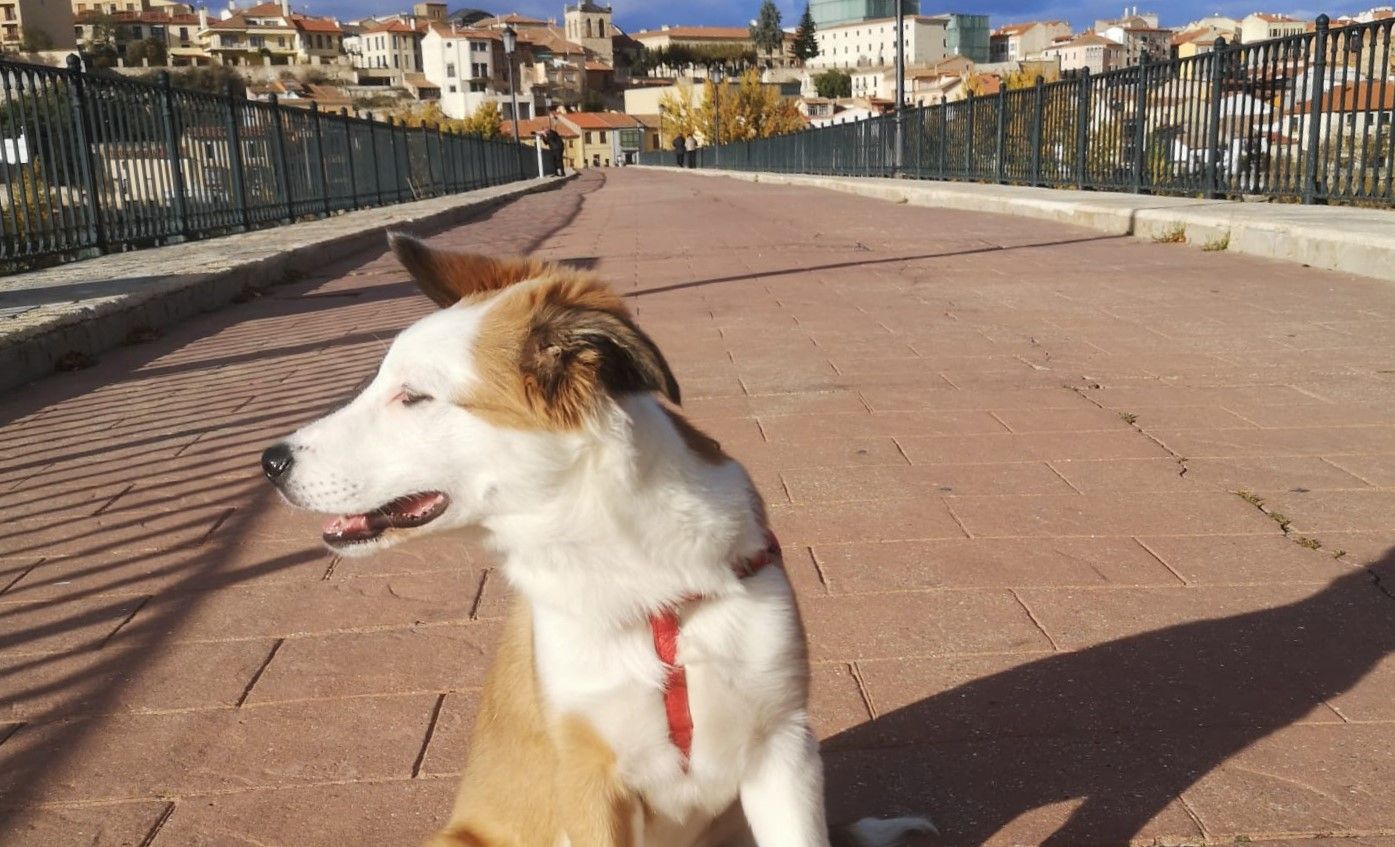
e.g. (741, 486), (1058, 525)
(782, 462), (1076, 502)
(147, 778), (456, 847)
(897, 430), (1172, 465)
(811, 537), (1179, 592)
(0, 801), (172, 847)
(0, 694), (437, 805)
(801, 590), (1050, 661)
(247, 622), (501, 704)
(946, 491), (1277, 538)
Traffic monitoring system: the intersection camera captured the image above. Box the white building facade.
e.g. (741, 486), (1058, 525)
(807, 15), (948, 70)
(420, 25), (536, 120)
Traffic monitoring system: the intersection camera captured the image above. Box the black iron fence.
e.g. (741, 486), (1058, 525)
(0, 55), (535, 270)
(641, 15), (1395, 207)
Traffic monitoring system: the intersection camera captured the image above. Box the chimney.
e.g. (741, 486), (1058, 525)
(280, 0), (288, 15)
(199, 5), (207, 27)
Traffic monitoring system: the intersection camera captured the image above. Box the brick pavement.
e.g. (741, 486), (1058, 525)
(3, 169), (1395, 846)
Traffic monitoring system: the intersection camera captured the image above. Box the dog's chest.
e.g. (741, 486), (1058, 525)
(530, 575), (807, 822)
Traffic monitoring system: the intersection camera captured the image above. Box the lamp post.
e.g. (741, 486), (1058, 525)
(894, 0), (905, 176)
(501, 24), (522, 174)
(711, 63), (724, 168)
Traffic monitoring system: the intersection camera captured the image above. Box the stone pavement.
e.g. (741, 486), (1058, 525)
(3, 168), (1395, 846)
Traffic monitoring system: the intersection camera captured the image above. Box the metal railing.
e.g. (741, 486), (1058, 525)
(641, 15), (1395, 208)
(0, 55), (535, 271)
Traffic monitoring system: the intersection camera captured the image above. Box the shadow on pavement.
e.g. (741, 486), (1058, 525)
(825, 551), (1395, 845)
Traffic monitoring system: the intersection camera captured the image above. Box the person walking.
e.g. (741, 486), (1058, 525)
(672, 133), (687, 168)
(544, 127), (565, 177)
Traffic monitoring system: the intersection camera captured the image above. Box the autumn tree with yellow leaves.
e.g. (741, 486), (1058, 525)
(659, 69), (803, 147)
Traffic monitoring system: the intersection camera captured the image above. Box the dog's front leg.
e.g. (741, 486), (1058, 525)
(554, 714), (640, 847)
(739, 722), (831, 847)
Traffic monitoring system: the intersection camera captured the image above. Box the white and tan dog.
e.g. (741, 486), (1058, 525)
(261, 235), (931, 847)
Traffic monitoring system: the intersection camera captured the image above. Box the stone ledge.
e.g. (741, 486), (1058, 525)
(641, 167), (1395, 284)
(0, 176), (571, 393)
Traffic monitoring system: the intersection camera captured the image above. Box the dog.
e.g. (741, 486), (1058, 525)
(261, 233), (932, 847)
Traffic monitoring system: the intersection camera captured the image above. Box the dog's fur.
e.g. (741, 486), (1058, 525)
(264, 235), (931, 847)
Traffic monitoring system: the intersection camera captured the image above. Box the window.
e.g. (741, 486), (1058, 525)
(471, 40), (486, 51)
(597, 20), (604, 37)
(446, 62), (455, 76)
(599, 130), (607, 142)
(585, 131), (593, 143)
(448, 83), (456, 92)
(470, 61), (486, 78)
(469, 80), (483, 91)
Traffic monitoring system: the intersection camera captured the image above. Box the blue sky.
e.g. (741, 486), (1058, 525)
(309, 0), (1337, 32)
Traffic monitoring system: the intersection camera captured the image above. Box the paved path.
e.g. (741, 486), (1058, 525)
(3, 169), (1395, 846)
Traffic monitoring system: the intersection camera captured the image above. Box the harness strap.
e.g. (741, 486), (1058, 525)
(648, 530), (781, 768)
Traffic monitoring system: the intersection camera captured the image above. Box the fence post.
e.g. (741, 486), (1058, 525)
(268, 93), (294, 222)
(64, 54), (106, 253)
(937, 102), (947, 178)
(311, 106), (330, 217)
(994, 86), (1007, 183)
(1030, 75), (1044, 186)
(965, 91), (976, 177)
(1075, 67), (1091, 188)
(223, 81), (250, 229)
(341, 108), (357, 209)
(157, 70), (190, 237)
(1132, 52), (1150, 193)
(1302, 15), (1330, 204)
(367, 112), (382, 205)
(1203, 38), (1227, 199)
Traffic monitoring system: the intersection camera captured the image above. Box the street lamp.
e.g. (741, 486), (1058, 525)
(711, 62), (724, 168)
(502, 23), (522, 173)
(894, 0), (905, 176)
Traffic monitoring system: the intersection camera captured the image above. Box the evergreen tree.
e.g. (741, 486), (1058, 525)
(750, 0), (784, 63)
(792, 4), (819, 63)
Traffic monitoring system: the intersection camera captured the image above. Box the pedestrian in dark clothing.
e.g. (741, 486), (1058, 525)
(544, 128), (565, 177)
(673, 133), (687, 168)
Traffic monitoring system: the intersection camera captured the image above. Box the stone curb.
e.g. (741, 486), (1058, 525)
(641, 166), (1395, 284)
(0, 175), (573, 394)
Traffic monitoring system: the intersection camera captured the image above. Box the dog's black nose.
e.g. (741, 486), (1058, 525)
(261, 443), (295, 482)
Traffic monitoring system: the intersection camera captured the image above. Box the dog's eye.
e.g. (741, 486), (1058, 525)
(401, 390), (432, 407)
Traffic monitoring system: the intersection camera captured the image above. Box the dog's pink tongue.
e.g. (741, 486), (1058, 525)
(324, 514), (372, 536)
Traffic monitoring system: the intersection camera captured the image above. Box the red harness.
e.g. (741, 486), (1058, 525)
(648, 531), (782, 768)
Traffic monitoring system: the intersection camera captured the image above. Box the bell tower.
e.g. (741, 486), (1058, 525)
(564, 2), (613, 63)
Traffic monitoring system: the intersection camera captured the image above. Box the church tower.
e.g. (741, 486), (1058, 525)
(564, 2), (613, 63)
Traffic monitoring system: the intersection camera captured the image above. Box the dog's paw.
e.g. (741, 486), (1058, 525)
(838, 816), (937, 847)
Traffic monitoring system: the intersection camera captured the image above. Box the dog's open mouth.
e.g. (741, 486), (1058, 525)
(321, 492), (450, 548)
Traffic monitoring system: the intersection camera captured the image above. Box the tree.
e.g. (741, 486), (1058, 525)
(661, 68), (803, 147)
(462, 100), (502, 139)
(750, 0), (784, 65)
(813, 69), (851, 98)
(126, 36), (167, 67)
(792, 4), (819, 63)
(17, 27), (53, 52)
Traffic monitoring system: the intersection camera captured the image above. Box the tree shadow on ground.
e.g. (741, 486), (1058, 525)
(825, 551), (1395, 845)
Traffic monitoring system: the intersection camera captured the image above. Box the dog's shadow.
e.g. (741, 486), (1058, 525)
(823, 551), (1395, 846)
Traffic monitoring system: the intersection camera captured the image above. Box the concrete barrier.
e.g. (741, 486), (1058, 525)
(0, 176), (573, 393)
(640, 167), (1395, 285)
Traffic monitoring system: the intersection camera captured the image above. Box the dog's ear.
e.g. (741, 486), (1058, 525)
(521, 306), (681, 427)
(388, 232), (543, 308)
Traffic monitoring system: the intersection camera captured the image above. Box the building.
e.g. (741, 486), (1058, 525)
(75, 8), (204, 64)
(355, 16), (425, 78)
(807, 15), (947, 70)
(2, 0), (77, 50)
(1240, 12), (1306, 43)
(1284, 80), (1395, 148)
(563, 1), (611, 63)
(941, 13), (989, 63)
(501, 114), (582, 168)
(419, 23), (538, 121)
(1098, 22), (1173, 64)
(199, 1), (343, 66)
(1093, 9), (1161, 31)
(989, 20), (1070, 62)
(556, 110), (642, 166)
(810, 0), (919, 28)
(1041, 32), (1123, 74)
